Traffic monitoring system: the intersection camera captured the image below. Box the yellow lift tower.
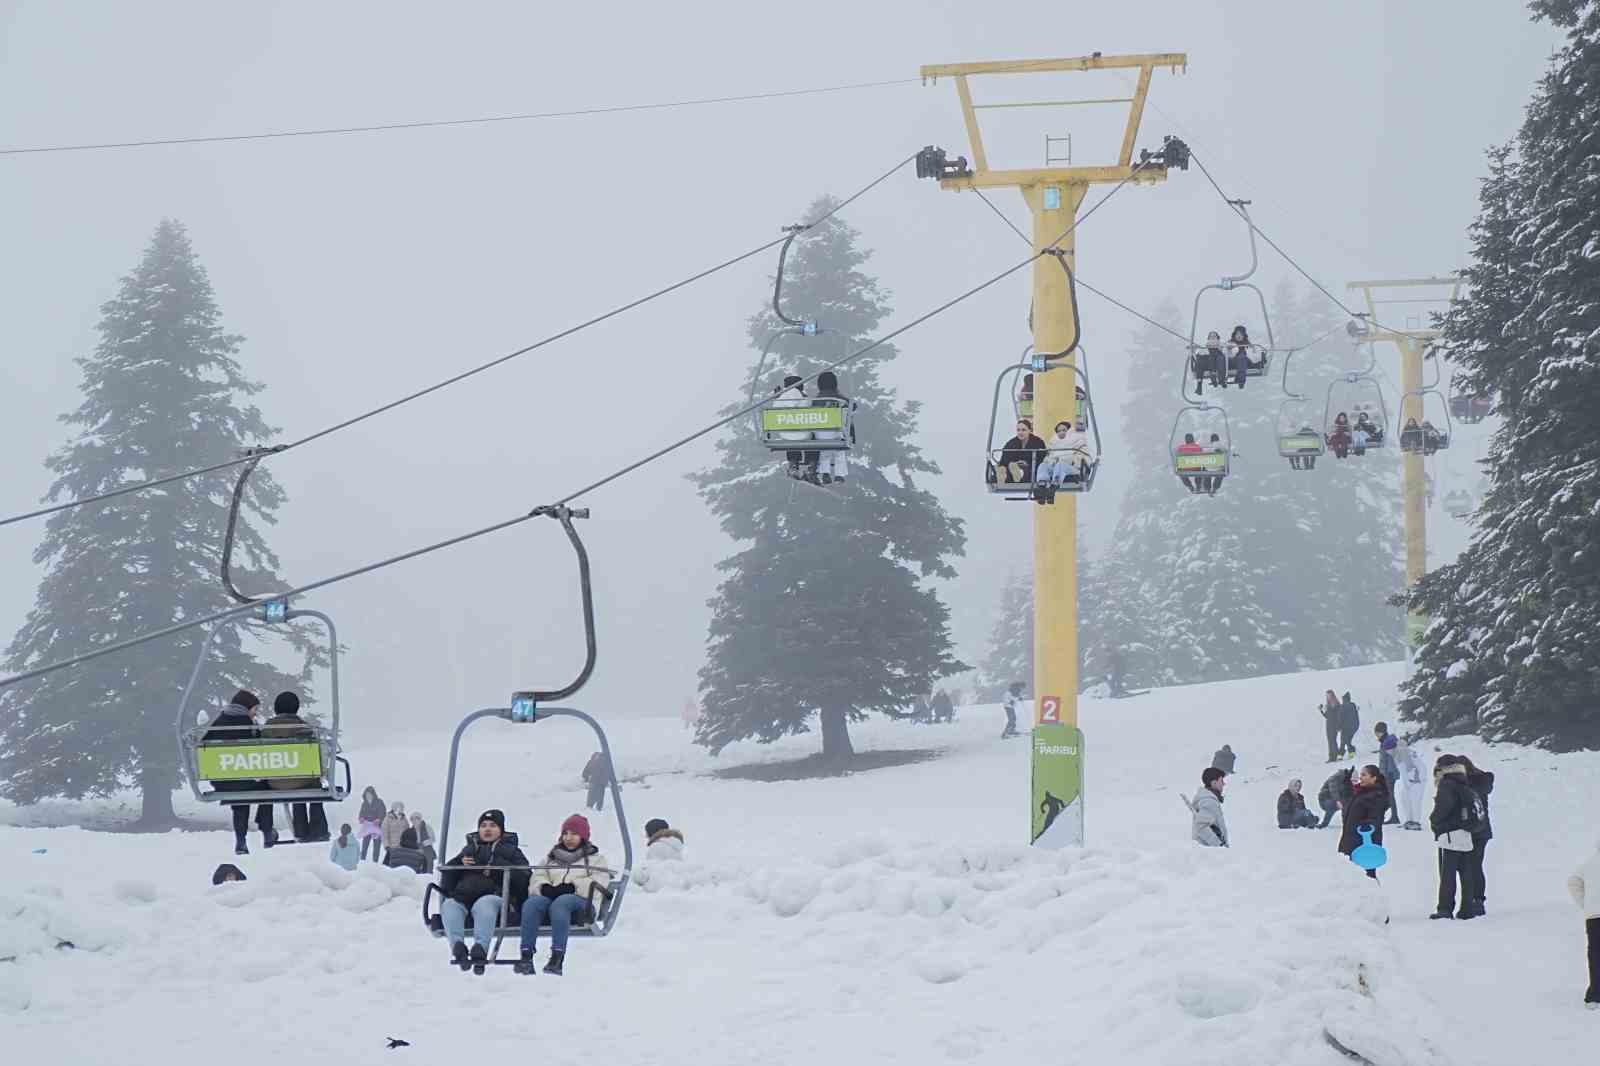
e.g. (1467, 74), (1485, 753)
(920, 53), (1186, 846)
(1346, 276), (1463, 660)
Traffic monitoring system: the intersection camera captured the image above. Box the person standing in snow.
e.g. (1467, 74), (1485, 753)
(1002, 682), (1024, 739)
(1337, 692), (1360, 758)
(1459, 755), (1495, 915)
(1567, 838), (1600, 1009)
(384, 827), (428, 874)
(1393, 739), (1426, 830)
(329, 823), (360, 871)
(441, 809), (530, 975)
(516, 814), (612, 976)
(1374, 723), (1402, 826)
(1277, 779), (1318, 829)
(1316, 767), (1353, 829)
(1211, 744), (1237, 775)
(410, 812), (436, 874)
(1339, 765), (1390, 879)
(1430, 755), (1485, 920)
(206, 689), (276, 854)
(581, 751), (612, 811)
(381, 800), (409, 861)
(930, 688), (955, 724)
(357, 786), (386, 863)
(1320, 689), (1342, 762)
(644, 818), (685, 861)
(1191, 768), (1229, 847)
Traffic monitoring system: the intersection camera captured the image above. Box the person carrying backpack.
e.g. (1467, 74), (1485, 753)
(1459, 755), (1496, 915)
(1429, 755), (1487, 920)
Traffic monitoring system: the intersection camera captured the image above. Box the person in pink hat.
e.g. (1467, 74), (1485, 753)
(515, 813), (613, 975)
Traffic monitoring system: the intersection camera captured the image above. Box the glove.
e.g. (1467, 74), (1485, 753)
(553, 882), (577, 898)
(539, 884), (558, 899)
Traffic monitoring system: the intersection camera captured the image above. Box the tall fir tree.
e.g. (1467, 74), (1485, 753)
(1402, 0), (1600, 750)
(0, 221), (316, 825)
(691, 201), (967, 761)
(975, 570), (1033, 702)
(1082, 289), (1405, 690)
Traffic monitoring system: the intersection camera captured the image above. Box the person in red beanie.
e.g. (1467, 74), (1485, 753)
(515, 813), (613, 975)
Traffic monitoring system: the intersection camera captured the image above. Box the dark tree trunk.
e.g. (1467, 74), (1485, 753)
(820, 706), (854, 763)
(136, 772), (178, 830)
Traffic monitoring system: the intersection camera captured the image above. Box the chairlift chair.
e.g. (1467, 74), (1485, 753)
(1323, 356), (1391, 458)
(1399, 347), (1453, 455)
(985, 351), (1101, 505)
(1169, 404), (1232, 494)
(421, 506), (633, 967)
(1444, 489), (1474, 518)
(174, 450), (349, 810)
(1276, 398), (1325, 468)
(1187, 201), (1276, 385)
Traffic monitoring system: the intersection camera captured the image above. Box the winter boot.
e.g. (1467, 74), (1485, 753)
(543, 948), (566, 975)
(819, 472), (833, 485)
(786, 461), (800, 478)
(514, 951), (537, 976)
(262, 827), (279, 849)
(1428, 911), (1453, 920)
(451, 942), (471, 971)
(470, 944), (488, 975)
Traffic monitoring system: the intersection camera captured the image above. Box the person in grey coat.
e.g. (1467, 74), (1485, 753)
(1211, 745), (1236, 774)
(1191, 767), (1229, 847)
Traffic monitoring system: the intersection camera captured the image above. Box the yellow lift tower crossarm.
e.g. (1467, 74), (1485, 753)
(1349, 275), (1463, 342)
(920, 53), (1188, 80)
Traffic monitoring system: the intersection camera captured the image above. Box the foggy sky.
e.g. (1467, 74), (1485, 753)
(0, 1), (1559, 746)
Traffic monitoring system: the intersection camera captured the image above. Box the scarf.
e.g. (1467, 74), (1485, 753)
(548, 842), (597, 867)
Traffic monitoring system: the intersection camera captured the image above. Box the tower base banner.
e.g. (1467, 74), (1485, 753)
(1031, 723), (1084, 848)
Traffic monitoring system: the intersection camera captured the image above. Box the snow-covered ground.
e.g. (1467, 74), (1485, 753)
(3, 661), (1595, 1065)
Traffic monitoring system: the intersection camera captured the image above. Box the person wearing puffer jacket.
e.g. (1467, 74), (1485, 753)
(1567, 838), (1600, 1009)
(516, 813), (612, 976)
(1190, 768), (1228, 847)
(644, 818), (685, 861)
(440, 809), (530, 975)
(381, 801), (408, 860)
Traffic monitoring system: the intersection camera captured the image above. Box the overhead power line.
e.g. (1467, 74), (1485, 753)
(0, 153), (917, 530)
(0, 161), (1152, 691)
(0, 78), (920, 157)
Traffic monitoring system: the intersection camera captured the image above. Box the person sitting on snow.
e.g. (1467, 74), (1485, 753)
(384, 827), (428, 874)
(644, 818), (685, 861)
(1277, 779), (1319, 829)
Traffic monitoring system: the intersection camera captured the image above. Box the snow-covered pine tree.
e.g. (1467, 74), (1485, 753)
(1402, 1), (1600, 750)
(1084, 285), (1404, 690)
(0, 221), (317, 825)
(692, 201), (967, 762)
(975, 570), (1032, 703)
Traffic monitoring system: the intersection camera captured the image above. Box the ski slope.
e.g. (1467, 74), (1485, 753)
(3, 661), (1595, 1066)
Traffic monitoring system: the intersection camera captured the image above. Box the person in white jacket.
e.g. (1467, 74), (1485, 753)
(1190, 768), (1229, 847)
(1568, 837), (1600, 1009)
(1393, 739), (1426, 830)
(644, 817), (685, 861)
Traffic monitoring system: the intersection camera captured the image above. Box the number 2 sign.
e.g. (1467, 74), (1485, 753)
(1038, 695), (1061, 725)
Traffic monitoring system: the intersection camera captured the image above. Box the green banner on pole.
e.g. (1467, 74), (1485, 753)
(1031, 722), (1084, 848)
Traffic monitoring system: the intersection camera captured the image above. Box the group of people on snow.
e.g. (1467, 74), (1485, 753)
(1174, 432), (1227, 495)
(1326, 408), (1385, 459)
(1190, 326), (1265, 394)
(204, 688), (331, 854)
(1319, 689), (1363, 761)
(769, 371), (854, 486)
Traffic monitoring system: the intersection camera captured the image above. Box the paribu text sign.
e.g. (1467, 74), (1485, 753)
(198, 742), (323, 780)
(760, 406), (845, 432)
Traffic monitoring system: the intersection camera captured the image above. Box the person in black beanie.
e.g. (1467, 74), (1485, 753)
(211, 863), (247, 886)
(206, 689), (276, 855)
(263, 691), (329, 842)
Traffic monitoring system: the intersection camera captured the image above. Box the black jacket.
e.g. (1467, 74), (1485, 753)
(204, 704), (256, 743)
(998, 435), (1047, 475)
(1339, 781), (1389, 855)
(383, 847), (427, 874)
(1430, 771), (1479, 837)
(1465, 769), (1495, 843)
(440, 831), (531, 909)
(1277, 789), (1308, 828)
(1318, 770), (1353, 810)
(1339, 699), (1360, 733)
(358, 793), (386, 822)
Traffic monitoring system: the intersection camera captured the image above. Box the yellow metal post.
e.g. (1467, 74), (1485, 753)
(1398, 336), (1427, 587)
(922, 52), (1186, 846)
(1026, 183), (1088, 729)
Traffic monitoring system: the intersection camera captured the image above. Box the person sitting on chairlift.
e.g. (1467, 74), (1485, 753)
(262, 691), (329, 842)
(996, 419), (1047, 486)
(811, 371), (854, 486)
(1203, 433), (1226, 495)
(440, 809), (530, 975)
(516, 813), (612, 976)
(1401, 417), (1424, 453)
(1421, 420), (1444, 455)
(1229, 325), (1255, 386)
(207, 688), (277, 855)
(1289, 424), (1320, 471)
(771, 374), (818, 481)
(1039, 421), (1086, 487)
(1176, 432), (1205, 494)
(1194, 332), (1225, 395)
(1355, 409), (1383, 448)
(1328, 412), (1352, 460)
